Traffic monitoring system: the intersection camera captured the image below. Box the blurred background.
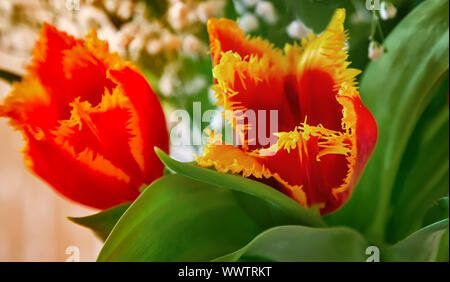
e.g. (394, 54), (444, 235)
(0, 0), (423, 261)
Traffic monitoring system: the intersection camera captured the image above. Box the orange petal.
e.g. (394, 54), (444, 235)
(292, 9), (361, 132)
(108, 67), (169, 183)
(207, 18), (284, 67)
(24, 128), (138, 209)
(51, 89), (144, 182)
(211, 51), (294, 150)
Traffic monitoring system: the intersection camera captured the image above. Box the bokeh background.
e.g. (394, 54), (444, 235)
(0, 0), (434, 261)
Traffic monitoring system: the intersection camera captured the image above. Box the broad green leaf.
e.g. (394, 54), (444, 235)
(155, 148), (326, 228)
(385, 79), (449, 243)
(326, 0), (449, 241)
(214, 225), (368, 262)
(97, 174), (304, 262)
(436, 228), (449, 262)
(423, 197), (450, 227)
(68, 203), (130, 241)
(385, 218), (449, 262)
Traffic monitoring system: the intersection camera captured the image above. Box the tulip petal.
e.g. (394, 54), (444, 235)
(0, 76), (54, 130)
(108, 67), (169, 183)
(24, 128), (138, 209)
(51, 90), (144, 182)
(207, 18), (284, 67)
(293, 9), (361, 131)
(32, 25), (125, 122)
(198, 83), (376, 214)
(212, 51), (296, 149)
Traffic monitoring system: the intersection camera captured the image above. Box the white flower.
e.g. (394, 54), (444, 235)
(184, 76), (207, 95)
(78, 6), (113, 33)
(162, 32), (182, 52)
(255, 1), (277, 24)
(197, 0), (225, 23)
(128, 36), (145, 61)
(168, 1), (189, 30)
(286, 20), (312, 40)
(238, 13), (259, 33)
(380, 1), (397, 20)
(116, 0), (133, 20)
(56, 18), (80, 37)
(243, 0), (260, 7)
(368, 41), (384, 61)
(182, 35), (206, 56)
(146, 40), (163, 55)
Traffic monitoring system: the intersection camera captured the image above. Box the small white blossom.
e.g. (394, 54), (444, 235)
(380, 1), (397, 20)
(78, 6), (113, 33)
(368, 41), (384, 61)
(182, 35), (206, 56)
(56, 17), (80, 37)
(116, 0), (133, 20)
(238, 13), (259, 33)
(243, 0), (260, 7)
(255, 1), (277, 24)
(162, 32), (182, 51)
(146, 40), (163, 55)
(128, 36), (145, 61)
(196, 1), (225, 23)
(286, 20), (312, 40)
(168, 1), (189, 30)
(185, 76), (207, 95)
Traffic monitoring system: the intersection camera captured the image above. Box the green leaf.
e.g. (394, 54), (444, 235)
(385, 218), (449, 262)
(385, 78), (449, 243)
(0, 69), (21, 83)
(68, 203), (131, 241)
(214, 225), (368, 262)
(155, 148), (326, 228)
(97, 174), (306, 261)
(326, 0), (450, 241)
(436, 228), (449, 262)
(423, 197), (450, 227)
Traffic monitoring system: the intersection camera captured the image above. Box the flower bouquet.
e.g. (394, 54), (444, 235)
(0, 0), (448, 262)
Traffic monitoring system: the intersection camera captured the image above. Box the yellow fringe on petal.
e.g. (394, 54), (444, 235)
(52, 86), (145, 175)
(331, 83), (359, 198)
(207, 18), (285, 67)
(296, 9), (361, 90)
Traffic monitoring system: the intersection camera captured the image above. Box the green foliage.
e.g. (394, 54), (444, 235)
(385, 219), (449, 262)
(0, 69), (21, 83)
(214, 225), (368, 262)
(326, 0), (449, 245)
(155, 148), (325, 227)
(97, 174), (310, 261)
(68, 203), (131, 241)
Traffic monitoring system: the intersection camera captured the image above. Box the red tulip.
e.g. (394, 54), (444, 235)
(0, 24), (168, 209)
(197, 9), (378, 214)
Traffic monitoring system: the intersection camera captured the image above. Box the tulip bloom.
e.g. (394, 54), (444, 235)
(0, 24), (168, 209)
(197, 9), (377, 214)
